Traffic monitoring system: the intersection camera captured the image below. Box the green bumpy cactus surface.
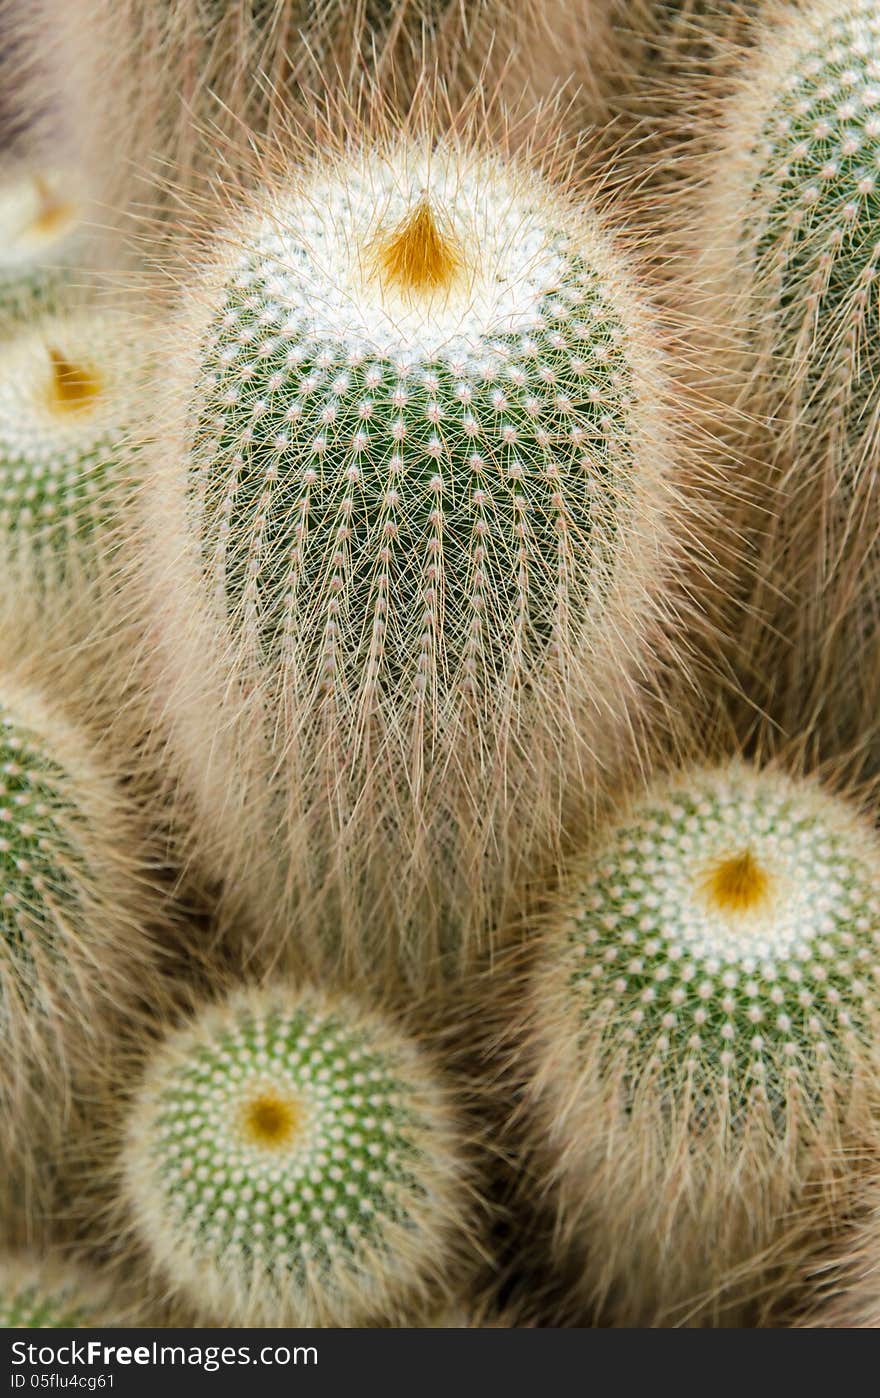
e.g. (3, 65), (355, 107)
(0, 677), (160, 1171)
(0, 310), (142, 577)
(0, 1257), (107, 1328)
(558, 762), (880, 1115)
(122, 985), (472, 1325)
(0, 704), (85, 974)
(146, 139), (674, 983)
(520, 760), (880, 1324)
(735, 0), (880, 458)
(195, 155), (634, 693)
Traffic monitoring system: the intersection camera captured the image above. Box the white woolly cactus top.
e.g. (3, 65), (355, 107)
(175, 140), (660, 695)
(122, 985), (469, 1325)
(537, 762), (880, 1125)
(0, 311), (142, 566)
(0, 170), (82, 310)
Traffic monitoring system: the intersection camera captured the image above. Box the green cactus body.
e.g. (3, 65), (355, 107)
(145, 140), (674, 983)
(0, 679), (160, 1164)
(198, 186), (632, 685)
(0, 171), (82, 325)
(697, 0), (880, 752)
(0, 311), (142, 583)
(707, 0), (880, 471)
(0, 1258), (107, 1327)
(122, 986), (471, 1326)
(0, 705), (84, 977)
(523, 761), (880, 1324)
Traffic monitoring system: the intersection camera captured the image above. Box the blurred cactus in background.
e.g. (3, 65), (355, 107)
(0, 310), (147, 586)
(0, 675), (163, 1195)
(0, 1255), (113, 1328)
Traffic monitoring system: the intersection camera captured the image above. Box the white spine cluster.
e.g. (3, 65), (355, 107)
(121, 985), (472, 1326)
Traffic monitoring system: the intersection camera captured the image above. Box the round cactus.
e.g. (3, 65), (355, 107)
(120, 984), (473, 1326)
(0, 1255), (111, 1328)
(0, 170), (83, 324)
(518, 760), (880, 1325)
(141, 135), (677, 984)
(0, 309), (144, 586)
(0, 675), (162, 1170)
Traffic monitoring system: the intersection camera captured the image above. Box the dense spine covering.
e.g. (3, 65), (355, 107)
(517, 760), (880, 1324)
(118, 1), (490, 203)
(120, 984), (474, 1326)
(140, 134), (679, 986)
(0, 677), (162, 1174)
(795, 1156), (880, 1326)
(694, 0), (880, 748)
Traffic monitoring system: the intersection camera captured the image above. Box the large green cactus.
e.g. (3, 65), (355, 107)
(120, 984), (474, 1325)
(517, 760), (880, 1324)
(142, 136), (678, 985)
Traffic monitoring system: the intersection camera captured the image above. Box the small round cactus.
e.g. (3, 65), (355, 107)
(0, 170), (84, 324)
(518, 760), (880, 1325)
(0, 675), (162, 1170)
(141, 134), (677, 984)
(0, 1255), (111, 1328)
(0, 309), (144, 586)
(120, 984), (474, 1326)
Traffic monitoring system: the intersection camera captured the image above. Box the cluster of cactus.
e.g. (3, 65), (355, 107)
(2, 0), (880, 1335)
